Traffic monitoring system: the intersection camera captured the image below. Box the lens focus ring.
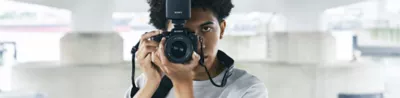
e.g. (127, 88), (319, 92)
(164, 34), (194, 63)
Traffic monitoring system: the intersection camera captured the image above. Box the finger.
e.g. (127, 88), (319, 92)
(155, 51), (170, 73)
(137, 46), (157, 60)
(151, 62), (162, 74)
(139, 40), (159, 49)
(151, 52), (165, 72)
(158, 37), (168, 65)
(142, 53), (152, 68)
(188, 52), (201, 69)
(140, 30), (162, 42)
(158, 37), (176, 74)
(137, 46), (157, 59)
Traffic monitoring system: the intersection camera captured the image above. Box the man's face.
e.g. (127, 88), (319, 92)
(167, 8), (226, 75)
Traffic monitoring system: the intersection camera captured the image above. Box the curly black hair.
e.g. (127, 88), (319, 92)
(147, 0), (234, 30)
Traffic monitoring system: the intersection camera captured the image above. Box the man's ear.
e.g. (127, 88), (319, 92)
(219, 20), (226, 39)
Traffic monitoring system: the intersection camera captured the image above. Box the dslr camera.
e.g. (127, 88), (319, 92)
(151, 0), (198, 63)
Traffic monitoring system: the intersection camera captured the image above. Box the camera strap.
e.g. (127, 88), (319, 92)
(199, 37), (234, 87)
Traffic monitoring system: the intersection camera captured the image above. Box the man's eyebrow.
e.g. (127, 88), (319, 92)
(199, 21), (214, 27)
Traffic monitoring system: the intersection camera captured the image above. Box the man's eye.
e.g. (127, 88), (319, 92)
(201, 27), (212, 32)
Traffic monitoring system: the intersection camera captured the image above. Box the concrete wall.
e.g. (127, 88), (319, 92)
(236, 62), (390, 98)
(9, 61), (398, 98)
(270, 32), (336, 63)
(219, 32), (336, 63)
(0, 32), (65, 62)
(385, 64), (400, 98)
(5, 33), (399, 98)
(10, 62), (132, 98)
(60, 32), (124, 65)
(219, 35), (268, 60)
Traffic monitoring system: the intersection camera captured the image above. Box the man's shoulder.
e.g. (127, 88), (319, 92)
(221, 68), (267, 97)
(232, 68), (263, 82)
(228, 68), (265, 88)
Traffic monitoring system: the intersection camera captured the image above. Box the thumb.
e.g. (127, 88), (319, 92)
(188, 52), (200, 69)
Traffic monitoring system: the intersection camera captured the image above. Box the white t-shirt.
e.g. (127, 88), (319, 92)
(125, 68), (268, 98)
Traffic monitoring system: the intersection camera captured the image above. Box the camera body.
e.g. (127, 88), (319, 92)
(151, 28), (198, 63)
(151, 0), (198, 63)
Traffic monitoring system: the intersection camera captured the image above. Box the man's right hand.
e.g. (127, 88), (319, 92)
(135, 30), (163, 86)
(133, 30), (164, 98)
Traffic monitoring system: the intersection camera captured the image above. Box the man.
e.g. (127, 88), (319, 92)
(126, 0), (268, 98)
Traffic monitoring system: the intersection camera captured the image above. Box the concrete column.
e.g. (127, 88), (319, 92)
(60, 0), (123, 65)
(284, 11), (322, 32)
(268, 5), (385, 98)
(271, 10), (336, 64)
(70, 0), (114, 32)
(13, 1), (126, 97)
(377, 0), (387, 21)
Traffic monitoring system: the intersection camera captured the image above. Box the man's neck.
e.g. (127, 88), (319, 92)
(193, 58), (225, 81)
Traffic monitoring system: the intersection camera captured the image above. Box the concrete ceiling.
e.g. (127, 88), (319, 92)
(13, 0), (367, 13)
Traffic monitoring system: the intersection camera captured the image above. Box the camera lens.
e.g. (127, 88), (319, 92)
(164, 34), (195, 63)
(171, 41), (187, 58)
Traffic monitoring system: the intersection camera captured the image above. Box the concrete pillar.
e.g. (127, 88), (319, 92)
(377, 0), (387, 21)
(60, 0), (123, 65)
(267, 5), (385, 98)
(375, 0), (389, 28)
(70, 0), (114, 32)
(12, 1), (126, 97)
(271, 10), (336, 64)
(284, 11), (322, 32)
(10, 0), (127, 97)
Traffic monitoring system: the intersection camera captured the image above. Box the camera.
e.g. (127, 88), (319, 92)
(151, 0), (198, 63)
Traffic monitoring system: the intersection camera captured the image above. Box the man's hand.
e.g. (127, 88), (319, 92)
(134, 30), (163, 98)
(152, 37), (199, 98)
(136, 30), (163, 84)
(154, 37), (200, 84)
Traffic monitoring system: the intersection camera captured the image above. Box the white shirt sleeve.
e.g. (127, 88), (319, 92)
(124, 85), (132, 98)
(241, 83), (268, 98)
(124, 74), (146, 98)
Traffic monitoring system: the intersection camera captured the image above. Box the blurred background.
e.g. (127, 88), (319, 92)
(0, 0), (399, 98)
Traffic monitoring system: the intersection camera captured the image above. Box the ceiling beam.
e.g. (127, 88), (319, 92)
(13, 0), (367, 13)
